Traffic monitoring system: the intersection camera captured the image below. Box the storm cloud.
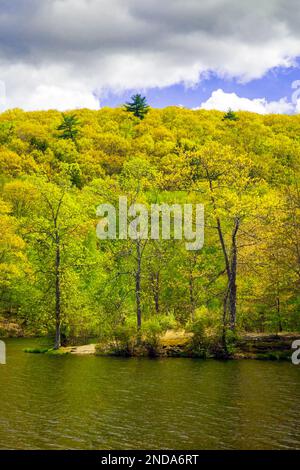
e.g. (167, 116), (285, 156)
(0, 0), (300, 109)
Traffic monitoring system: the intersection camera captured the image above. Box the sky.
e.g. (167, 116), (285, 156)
(1, 0), (300, 113)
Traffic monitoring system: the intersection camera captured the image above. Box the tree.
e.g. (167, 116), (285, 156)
(57, 113), (81, 147)
(190, 142), (264, 333)
(119, 158), (156, 329)
(0, 198), (26, 311)
(223, 108), (239, 121)
(22, 179), (88, 349)
(124, 94), (150, 120)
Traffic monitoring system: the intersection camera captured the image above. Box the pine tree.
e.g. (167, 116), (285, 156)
(124, 94), (150, 119)
(223, 108), (239, 121)
(57, 113), (81, 143)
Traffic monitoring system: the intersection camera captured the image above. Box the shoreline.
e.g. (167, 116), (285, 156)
(2, 326), (299, 360)
(18, 331), (299, 361)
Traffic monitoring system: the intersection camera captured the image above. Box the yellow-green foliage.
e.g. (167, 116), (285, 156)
(1, 107), (300, 340)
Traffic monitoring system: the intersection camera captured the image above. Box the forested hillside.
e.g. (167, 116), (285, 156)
(0, 106), (299, 349)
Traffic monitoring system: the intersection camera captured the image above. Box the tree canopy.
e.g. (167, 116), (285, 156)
(0, 106), (299, 348)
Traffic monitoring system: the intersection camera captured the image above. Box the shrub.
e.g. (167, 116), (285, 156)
(186, 315), (209, 358)
(97, 317), (137, 355)
(158, 313), (177, 331)
(224, 329), (239, 356)
(0, 327), (6, 337)
(186, 308), (230, 358)
(113, 323), (136, 355)
(141, 318), (163, 356)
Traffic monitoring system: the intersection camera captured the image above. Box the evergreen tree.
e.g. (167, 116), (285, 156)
(57, 113), (81, 143)
(223, 108), (239, 121)
(124, 94), (150, 119)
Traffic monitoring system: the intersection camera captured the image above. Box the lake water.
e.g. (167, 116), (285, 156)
(0, 338), (300, 450)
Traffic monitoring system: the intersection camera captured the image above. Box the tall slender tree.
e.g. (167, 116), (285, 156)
(57, 113), (81, 149)
(124, 94), (150, 120)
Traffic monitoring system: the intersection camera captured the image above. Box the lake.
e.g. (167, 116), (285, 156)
(0, 338), (300, 450)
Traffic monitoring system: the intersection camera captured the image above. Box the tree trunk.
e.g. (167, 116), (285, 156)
(189, 272), (195, 321)
(228, 262), (237, 330)
(222, 286), (229, 340)
(153, 272), (160, 314)
(277, 296), (282, 333)
(228, 218), (239, 330)
(205, 169), (240, 332)
(54, 233), (61, 349)
(136, 241), (142, 330)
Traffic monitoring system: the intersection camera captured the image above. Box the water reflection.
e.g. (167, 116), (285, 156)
(0, 339), (300, 449)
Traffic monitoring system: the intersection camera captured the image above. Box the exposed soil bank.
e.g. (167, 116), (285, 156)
(235, 333), (300, 359)
(65, 344), (96, 355)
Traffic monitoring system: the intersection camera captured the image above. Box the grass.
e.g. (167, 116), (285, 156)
(23, 347), (69, 355)
(23, 347), (49, 354)
(46, 348), (69, 356)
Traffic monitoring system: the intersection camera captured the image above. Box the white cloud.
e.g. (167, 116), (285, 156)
(292, 80), (300, 112)
(0, 1), (300, 110)
(295, 100), (300, 113)
(199, 89), (295, 114)
(13, 85), (99, 111)
(0, 80), (6, 112)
